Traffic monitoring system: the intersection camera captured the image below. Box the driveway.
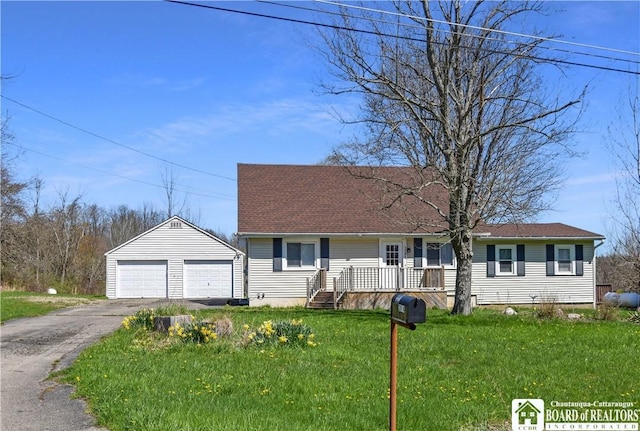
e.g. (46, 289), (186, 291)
(0, 299), (210, 431)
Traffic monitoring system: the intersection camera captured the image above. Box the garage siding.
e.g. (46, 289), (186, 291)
(105, 217), (244, 299)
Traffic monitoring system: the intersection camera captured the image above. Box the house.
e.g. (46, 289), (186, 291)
(514, 400), (542, 426)
(105, 216), (245, 300)
(237, 163), (605, 309)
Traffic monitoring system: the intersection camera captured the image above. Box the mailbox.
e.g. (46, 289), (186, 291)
(390, 293), (426, 325)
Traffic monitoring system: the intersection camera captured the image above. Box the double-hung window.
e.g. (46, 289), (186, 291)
(425, 242), (455, 267)
(286, 242), (316, 268)
(497, 246), (516, 275)
(545, 244), (584, 276)
(555, 245), (574, 274)
(487, 244), (525, 277)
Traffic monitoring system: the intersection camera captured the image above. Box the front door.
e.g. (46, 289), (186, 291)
(381, 241), (402, 289)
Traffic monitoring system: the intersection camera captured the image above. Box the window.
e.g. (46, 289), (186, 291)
(285, 242), (316, 268)
(546, 244), (584, 276)
(555, 245), (573, 274)
(487, 244), (524, 277)
(496, 245), (516, 276)
(425, 242), (455, 267)
(385, 244), (400, 266)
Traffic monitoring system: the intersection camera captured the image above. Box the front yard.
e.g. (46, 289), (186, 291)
(59, 306), (640, 431)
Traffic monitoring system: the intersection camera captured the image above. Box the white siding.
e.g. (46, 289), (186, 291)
(471, 240), (595, 305)
(247, 237), (380, 305)
(106, 218), (244, 299)
(245, 235), (596, 307)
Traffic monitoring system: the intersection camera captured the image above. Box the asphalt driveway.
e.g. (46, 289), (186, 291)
(0, 298), (209, 431)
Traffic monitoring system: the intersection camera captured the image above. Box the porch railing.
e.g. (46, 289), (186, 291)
(335, 266), (444, 291)
(306, 268), (327, 306)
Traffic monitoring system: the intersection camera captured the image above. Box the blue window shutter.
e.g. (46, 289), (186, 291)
(320, 238), (330, 270)
(546, 244), (555, 276)
(516, 244), (525, 276)
(575, 244), (584, 276)
(413, 238), (423, 267)
(273, 238), (282, 272)
(487, 244), (495, 277)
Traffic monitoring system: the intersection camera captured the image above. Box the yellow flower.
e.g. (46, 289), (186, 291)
(278, 336), (288, 344)
(297, 333), (305, 340)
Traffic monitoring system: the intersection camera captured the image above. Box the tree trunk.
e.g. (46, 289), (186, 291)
(451, 232), (473, 315)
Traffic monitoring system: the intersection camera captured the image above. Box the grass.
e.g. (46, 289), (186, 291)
(58, 306), (640, 431)
(0, 291), (103, 323)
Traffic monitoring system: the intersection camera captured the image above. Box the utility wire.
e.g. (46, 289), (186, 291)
(316, 0), (640, 57)
(165, 0), (640, 76)
(5, 141), (237, 201)
(1, 95), (237, 182)
(262, 0), (640, 68)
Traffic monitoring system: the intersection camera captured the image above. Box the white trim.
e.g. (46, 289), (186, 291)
(495, 244), (517, 276)
(423, 241), (457, 268)
(554, 244), (575, 275)
(283, 238), (319, 270)
(379, 239), (404, 267)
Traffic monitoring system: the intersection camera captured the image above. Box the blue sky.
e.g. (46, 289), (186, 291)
(2, 1), (639, 250)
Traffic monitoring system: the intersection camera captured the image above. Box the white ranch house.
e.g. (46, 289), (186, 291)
(237, 164), (605, 309)
(105, 216), (244, 300)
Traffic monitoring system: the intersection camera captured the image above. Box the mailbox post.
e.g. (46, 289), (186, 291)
(389, 294), (426, 431)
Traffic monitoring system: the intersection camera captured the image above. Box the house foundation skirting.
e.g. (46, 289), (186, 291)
(342, 291), (447, 310)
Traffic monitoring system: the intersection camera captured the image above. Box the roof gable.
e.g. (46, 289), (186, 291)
(105, 216), (244, 256)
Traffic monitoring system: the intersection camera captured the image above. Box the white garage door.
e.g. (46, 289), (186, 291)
(117, 261), (167, 298)
(184, 260), (233, 298)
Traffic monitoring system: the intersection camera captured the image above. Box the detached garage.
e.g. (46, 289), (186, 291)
(105, 216), (245, 300)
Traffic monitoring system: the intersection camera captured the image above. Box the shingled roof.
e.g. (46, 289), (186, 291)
(237, 163), (604, 239)
(478, 223), (604, 239)
(238, 163), (449, 235)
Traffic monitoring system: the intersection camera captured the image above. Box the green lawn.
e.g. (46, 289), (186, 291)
(0, 291), (103, 322)
(60, 307), (640, 431)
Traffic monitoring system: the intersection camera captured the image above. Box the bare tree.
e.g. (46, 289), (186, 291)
(0, 113), (30, 287)
(318, 1), (581, 314)
(160, 166), (189, 219)
(606, 84), (640, 292)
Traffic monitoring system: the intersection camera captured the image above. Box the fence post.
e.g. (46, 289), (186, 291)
(349, 266), (354, 291)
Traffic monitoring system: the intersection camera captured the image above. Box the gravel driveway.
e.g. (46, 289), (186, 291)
(0, 298), (209, 431)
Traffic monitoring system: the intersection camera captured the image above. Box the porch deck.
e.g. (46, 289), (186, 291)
(306, 266), (446, 310)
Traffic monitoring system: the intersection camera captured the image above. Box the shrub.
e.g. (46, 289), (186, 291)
(214, 317), (233, 338)
(243, 319), (317, 348)
(536, 295), (560, 319)
(168, 320), (217, 344)
(595, 301), (620, 321)
(121, 308), (155, 331)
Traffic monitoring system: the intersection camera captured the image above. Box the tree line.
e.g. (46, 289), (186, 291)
(1, 116), (234, 294)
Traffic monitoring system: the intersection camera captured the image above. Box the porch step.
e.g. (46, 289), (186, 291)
(308, 291), (337, 309)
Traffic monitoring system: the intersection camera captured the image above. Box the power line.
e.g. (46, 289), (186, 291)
(262, 0), (640, 68)
(316, 0), (640, 58)
(1, 95), (237, 182)
(165, 0), (640, 76)
(5, 141), (237, 201)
